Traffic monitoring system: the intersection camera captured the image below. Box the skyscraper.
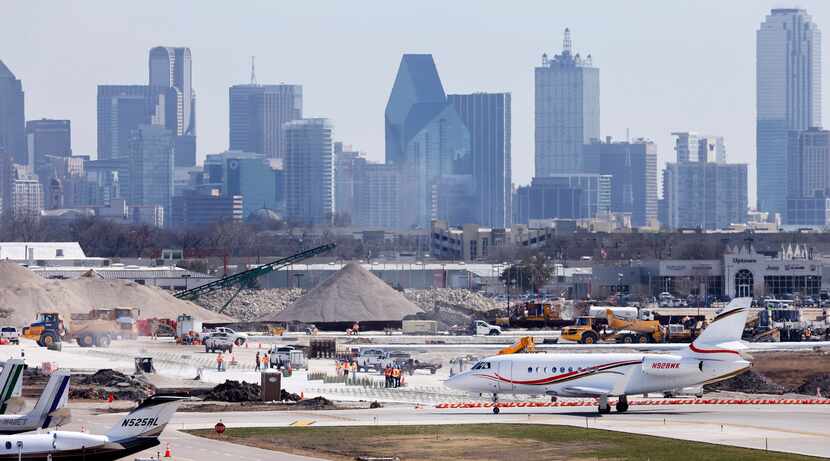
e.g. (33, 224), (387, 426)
(333, 142), (361, 221)
(757, 9), (821, 216)
(0, 152), (12, 212)
(353, 160), (400, 229)
(448, 92), (512, 227)
(0, 60), (26, 165)
(583, 138), (658, 227)
(284, 118), (334, 225)
(148, 46), (196, 167)
(129, 125), (174, 226)
(385, 54), (471, 228)
(672, 132), (726, 163)
(785, 128), (830, 226)
(97, 85), (150, 160)
(535, 29), (600, 176)
(26, 119), (71, 172)
(229, 84), (302, 159)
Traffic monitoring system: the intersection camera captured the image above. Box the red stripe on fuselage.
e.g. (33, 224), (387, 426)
(476, 359), (641, 386)
(688, 343), (740, 355)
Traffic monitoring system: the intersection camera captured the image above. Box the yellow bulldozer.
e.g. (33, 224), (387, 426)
(498, 336), (536, 354)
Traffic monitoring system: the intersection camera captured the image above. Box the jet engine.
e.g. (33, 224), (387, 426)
(641, 356), (700, 376)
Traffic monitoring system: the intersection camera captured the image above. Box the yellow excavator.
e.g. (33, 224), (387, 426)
(498, 336), (536, 355)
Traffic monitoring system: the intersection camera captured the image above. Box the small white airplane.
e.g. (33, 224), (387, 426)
(446, 297), (753, 414)
(0, 360), (25, 414)
(0, 368), (71, 434)
(0, 395), (184, 460)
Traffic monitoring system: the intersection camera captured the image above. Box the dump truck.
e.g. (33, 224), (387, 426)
(559, 309), (696, 344)
(22, 308), (140, 348)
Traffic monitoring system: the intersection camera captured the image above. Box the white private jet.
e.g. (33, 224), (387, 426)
(446, 297), (753, 414)
(0, 395), (184, 460)
(0, 360), (25, 414)
(0, 368), (71, 434)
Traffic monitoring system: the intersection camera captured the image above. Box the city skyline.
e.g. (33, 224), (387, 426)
(4, 1), (830, 204)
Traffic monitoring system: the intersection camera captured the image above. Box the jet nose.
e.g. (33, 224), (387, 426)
(445, 372), (467, 391)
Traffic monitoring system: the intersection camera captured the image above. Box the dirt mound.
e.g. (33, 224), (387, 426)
(268, 263), (423, 323)
(704, 370), (785, 394)
(294, 396), (335, 409)
(203, 380), (260, 402)
(794, 373), (830, 395)
(0, 262), (231, 326)
(70, 369), (156, 401)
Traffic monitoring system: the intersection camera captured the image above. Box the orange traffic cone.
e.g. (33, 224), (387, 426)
(164, 443), (171, 458)
(300, 392), (304, 400)
(107, 393), (114, 403)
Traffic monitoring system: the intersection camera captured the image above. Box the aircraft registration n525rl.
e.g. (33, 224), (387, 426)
(445, 297), (752, 414)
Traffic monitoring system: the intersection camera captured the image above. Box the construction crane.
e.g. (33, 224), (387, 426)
(175, 243), (336, 313)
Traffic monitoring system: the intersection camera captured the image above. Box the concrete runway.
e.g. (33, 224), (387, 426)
(65, 402), (830, 460)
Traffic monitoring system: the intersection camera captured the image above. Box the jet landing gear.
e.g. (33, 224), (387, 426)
(598, 395), (611, 414)
(615, 395), (629, 413)
(492, 393), (500, 414)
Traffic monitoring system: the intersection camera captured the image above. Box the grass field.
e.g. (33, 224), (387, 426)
(189, 424), (823, 461)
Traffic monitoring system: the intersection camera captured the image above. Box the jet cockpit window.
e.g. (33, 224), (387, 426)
(472, 362), (491, 370)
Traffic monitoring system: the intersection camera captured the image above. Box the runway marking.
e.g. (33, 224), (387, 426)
(593, 417), (830, 440)
(290, 419), (316, 427)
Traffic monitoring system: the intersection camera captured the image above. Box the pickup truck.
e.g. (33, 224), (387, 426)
(203, 327), (247, 346)
(356, 348), (387, 371)
(0, 326), (20, 345)
(204, 332), (235, 353)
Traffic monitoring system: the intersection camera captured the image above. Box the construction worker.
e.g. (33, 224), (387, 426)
(336, 361), (342, 376)
(350, 361), (357, 376)
(384, 366), (391, 388)
(391, 366), (400, 388)
(255, 351), (261, 371)
(216, 352), (224, 372)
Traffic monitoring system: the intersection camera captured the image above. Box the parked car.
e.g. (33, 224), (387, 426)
(356, 348), (387, 371)
(204, 332), (235, 353)
(268, 345), (295, 368)
(203, 327), (247, 346)
(0, 326), (20, 345)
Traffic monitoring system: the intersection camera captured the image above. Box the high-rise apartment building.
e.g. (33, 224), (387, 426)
(148, 46), (196, 167)
(535, 29), (600, 176)
(26, 119), (71, 173)
(785, 128), (830, 226)
(97, 85), (150, 160)
(229, 84), (302, 159)
(0, 61), (26, 165)
(11, 178), (43, 217)
(128, 125), (174, 226)
(757, 9), (821, 216)
(284, 118), (334, 225)
(583, 138), (658, 227)
(448, 92), (512, 228)
(672, 132), (726, 163)
(514, 174), (611, 225)
(214, 151), (282, 218)
(663, 133), (748, 230)
(333, 142), (361, 221)
(385, 54), (471, 229)
(353, 160), (400, 229)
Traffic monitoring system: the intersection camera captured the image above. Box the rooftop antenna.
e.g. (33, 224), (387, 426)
(563, 28), (572, 55)
(250, 56), (257, 85)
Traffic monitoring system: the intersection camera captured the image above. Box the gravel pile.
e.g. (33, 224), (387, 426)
(0, 262), (230, 326)
(195, 288), (303, 321)
(794, 373), (830, 396)
(201, 380), (306, 402)
(70, 369), (156, 401)
(403, 289), (499, 313)
(704, 370), (785, 394)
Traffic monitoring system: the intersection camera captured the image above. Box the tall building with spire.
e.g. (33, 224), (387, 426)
(534, 28), (600, 177)
(0, 60), (26, 165)
(756, 9), (821, 217)
(148, 46), (196, 166)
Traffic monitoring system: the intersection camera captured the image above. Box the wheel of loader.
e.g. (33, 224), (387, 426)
(637, 335), (648, 344)
(95, 334), (111, 348)
(622, 335), (634, 344)
(580, 332), (598, 344)
(39, 332), (57, 348)
(234, 337), (246, 346)
(78, 334), (95, 348)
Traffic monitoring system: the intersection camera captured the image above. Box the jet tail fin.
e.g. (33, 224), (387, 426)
(105, 396), (185, 443)
(24, 369), (70, 429)
(685, 297), (751, 357)
(0, 359), (25, 414)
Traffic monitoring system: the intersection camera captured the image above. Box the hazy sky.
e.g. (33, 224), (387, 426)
(4, 1), (830, 205)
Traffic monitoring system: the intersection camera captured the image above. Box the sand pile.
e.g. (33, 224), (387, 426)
(0, 262), (231, 326)
(268, 263), (423, 323)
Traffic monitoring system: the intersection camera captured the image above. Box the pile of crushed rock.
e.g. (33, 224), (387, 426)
(201, 380), (332, 407)
(70, 369), (156, 401)
(403, 289), (499, 313)
(194, 288), (303, 321)
(705, 370), (830, 396)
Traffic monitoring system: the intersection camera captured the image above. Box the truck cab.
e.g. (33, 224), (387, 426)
(474, 320), (501, 336)
(560, 317), (600, 344)
(21, 313), (66, 347)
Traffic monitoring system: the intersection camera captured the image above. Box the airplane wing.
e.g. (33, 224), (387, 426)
(559, 386), (613, 397)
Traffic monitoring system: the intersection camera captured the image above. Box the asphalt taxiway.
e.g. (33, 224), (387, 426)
(64, 402), (830, 460)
